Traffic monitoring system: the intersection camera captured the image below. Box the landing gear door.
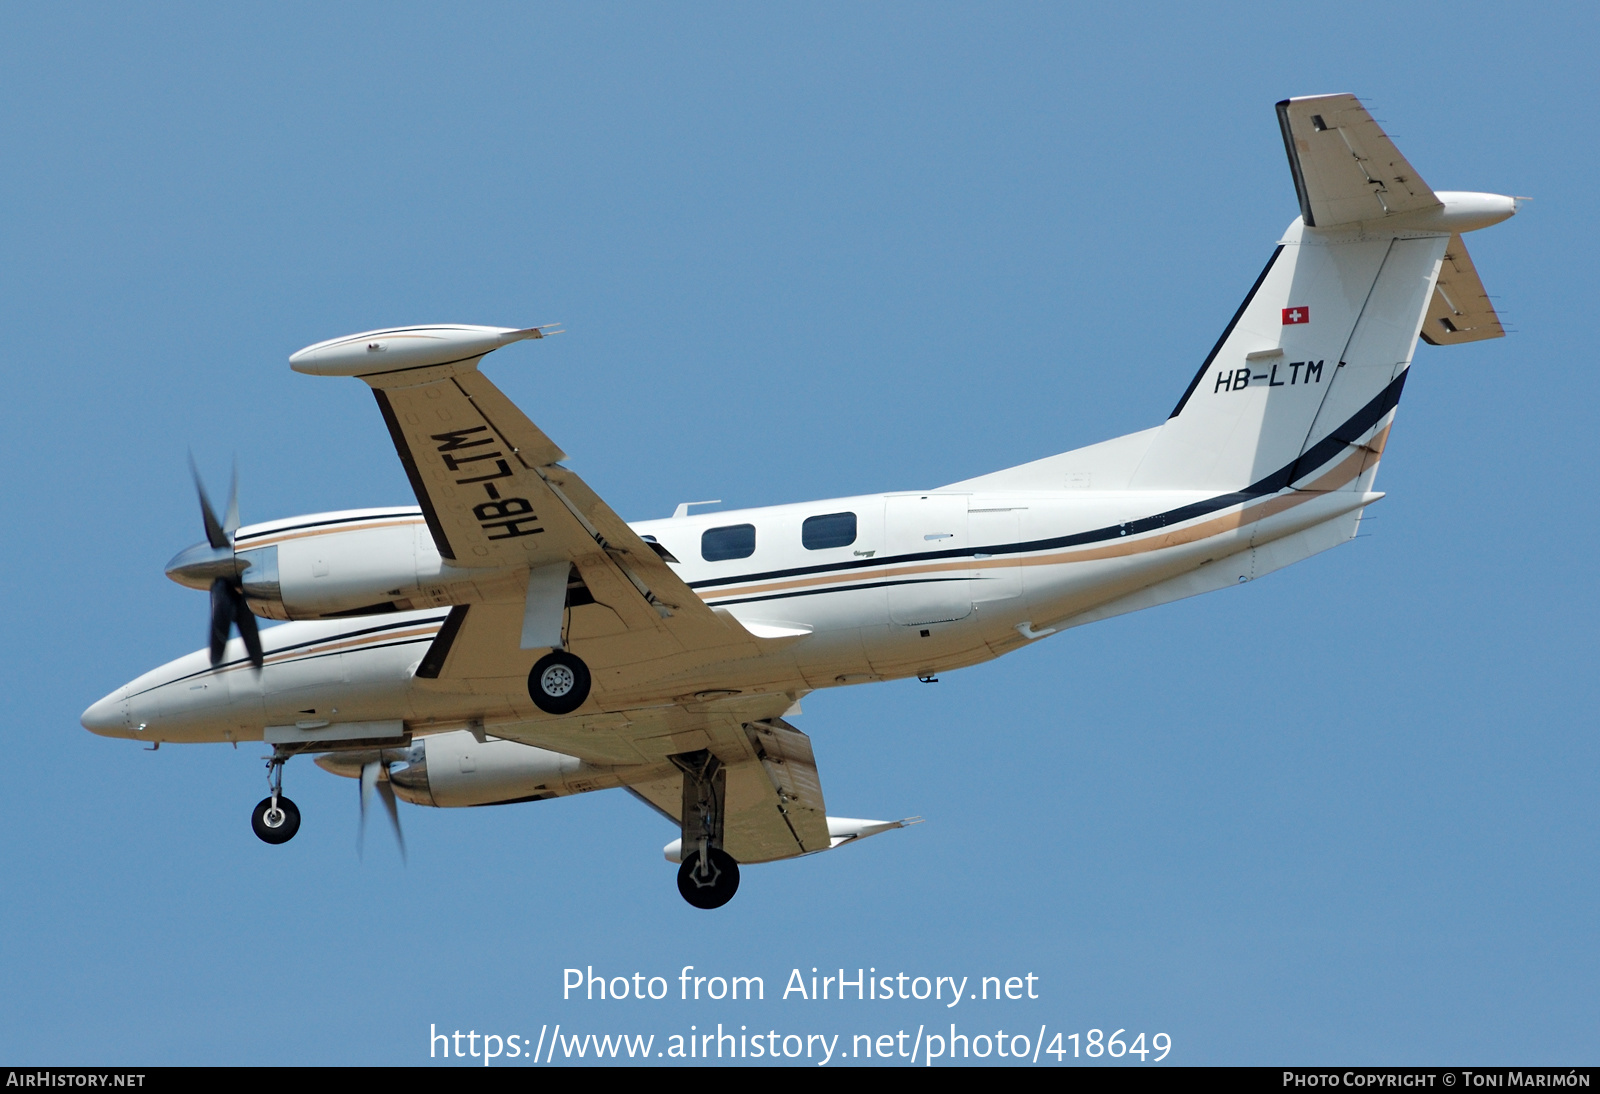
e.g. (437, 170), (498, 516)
(883, 494), (971, 625)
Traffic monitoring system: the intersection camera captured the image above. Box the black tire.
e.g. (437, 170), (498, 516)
(251, 796), (301, 844)
(677, 847), (741, 909)
(528, 650), (591, 715)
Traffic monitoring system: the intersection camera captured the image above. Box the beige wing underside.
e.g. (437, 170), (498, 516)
(366, 363), (767, 698)
(486, 692), (831, 864)
(360, 352), (826, 863)
(620, 715), (832, 864)
(1277, 94), (1439, 229)
(1419, 233), (1506, 345)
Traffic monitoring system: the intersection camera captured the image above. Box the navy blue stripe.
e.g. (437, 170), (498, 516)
(234, 508), (421, 544)
(416, 605), (469, 679)
(128, 635), (440, 698)
(689, 370), (1406, 592)
(1276, 100), (1317, 228)
(132, 613), (451, 693)
(1169, 245), (1285, 420)
(374, 387), (455, 559)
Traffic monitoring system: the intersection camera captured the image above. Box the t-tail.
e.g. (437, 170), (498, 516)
(948, 94), (1515, 622)
(1132, 94), (1515, 497)
(962, 93), (1513, 502)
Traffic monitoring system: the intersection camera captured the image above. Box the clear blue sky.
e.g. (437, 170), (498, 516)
(3, 1), (1595, 1066)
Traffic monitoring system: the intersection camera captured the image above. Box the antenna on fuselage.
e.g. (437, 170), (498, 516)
(672, 500), (722, 519)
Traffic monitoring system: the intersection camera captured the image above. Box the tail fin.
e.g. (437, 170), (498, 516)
(1127, 94), (1514, 495)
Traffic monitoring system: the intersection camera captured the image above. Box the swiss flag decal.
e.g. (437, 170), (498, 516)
(1282, 306), (1310, 325)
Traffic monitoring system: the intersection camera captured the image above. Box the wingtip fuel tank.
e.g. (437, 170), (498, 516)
(289, 324), (550, 377)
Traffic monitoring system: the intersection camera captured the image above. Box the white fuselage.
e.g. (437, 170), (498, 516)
(86, 477), (1374, 746)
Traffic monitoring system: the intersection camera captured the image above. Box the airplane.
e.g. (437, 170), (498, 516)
(81, 95), (1518, 908)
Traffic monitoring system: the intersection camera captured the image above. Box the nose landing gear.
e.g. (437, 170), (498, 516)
(251, 750), (301, 845)
(252, 795), (300, 843)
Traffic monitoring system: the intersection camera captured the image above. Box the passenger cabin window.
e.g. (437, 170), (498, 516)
(701, 523), (756, 562)
(802, 512), (857, 550)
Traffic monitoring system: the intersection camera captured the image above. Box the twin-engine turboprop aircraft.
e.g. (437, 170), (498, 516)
(83, 96), (1517, 907)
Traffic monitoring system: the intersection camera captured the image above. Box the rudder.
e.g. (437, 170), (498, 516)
(1129, 221), (1445, 495)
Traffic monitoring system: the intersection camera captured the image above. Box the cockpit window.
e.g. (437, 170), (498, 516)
(802, 512), (857, 550)
(701, 524), (756, 562)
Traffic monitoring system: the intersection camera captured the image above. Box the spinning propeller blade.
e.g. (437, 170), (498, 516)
(189, 454), (230, 550)
(359, 760), (406, 862)
(223, 465), (240, 539)
(208, 579), (234, 665)
(187, 458), (263, 670)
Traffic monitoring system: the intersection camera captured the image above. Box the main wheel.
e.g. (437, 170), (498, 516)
(528, 650), (591, 715)
(677, 847), (740, 909)
(251, 796), (301, 844)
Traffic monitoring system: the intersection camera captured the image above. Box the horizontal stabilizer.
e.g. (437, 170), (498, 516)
(662, 816), (921, 862)
(1277, 95), (1438, 228)
(1420, 234), (1505, 345)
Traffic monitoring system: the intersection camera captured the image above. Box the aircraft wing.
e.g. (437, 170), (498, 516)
(621, 715), (833, 865)
(357, 358), (762, 680)
(293, 327), (826, 862)
(1276, 94), (1439, 228)
(484, 692), (831, 863)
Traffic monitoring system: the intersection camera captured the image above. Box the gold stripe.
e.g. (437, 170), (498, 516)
(211, 624), (442, 678)
(702, 447), (1374, 602)
(238, 518), (423, 549)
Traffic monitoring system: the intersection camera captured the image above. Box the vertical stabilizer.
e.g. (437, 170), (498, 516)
(1126, 95), (1513, 497)
(1128, 221), (1445, 494)
(945, 95), (1513, 500)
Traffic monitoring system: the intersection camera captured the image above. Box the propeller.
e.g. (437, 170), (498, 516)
(359, 760), (407, 862)
(179, 457), (264, 669)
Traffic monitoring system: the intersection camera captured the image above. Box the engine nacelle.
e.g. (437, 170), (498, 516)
(172, 508), (528, 621)
(314, 730), (619, 807)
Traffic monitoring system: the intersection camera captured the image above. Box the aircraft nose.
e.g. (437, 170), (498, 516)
(81, 688), (131, 737)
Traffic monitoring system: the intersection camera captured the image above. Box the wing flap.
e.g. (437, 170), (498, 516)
(504, 701), (831, 864)
(740, 718), (830, 854)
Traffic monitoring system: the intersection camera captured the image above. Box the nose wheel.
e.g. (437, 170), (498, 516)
(252, 751), (301, 844)
(252, 795), (301, 843)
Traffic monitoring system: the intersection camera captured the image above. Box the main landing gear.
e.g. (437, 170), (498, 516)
(252, 750), (300, 845)
(528, 650), (591, 715)
(673, 750), (741, 909)
(678, 847), (740, 910)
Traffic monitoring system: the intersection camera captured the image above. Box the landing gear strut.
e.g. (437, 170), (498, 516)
(252, 750), (301, 845)
(673, 750), (740, 909)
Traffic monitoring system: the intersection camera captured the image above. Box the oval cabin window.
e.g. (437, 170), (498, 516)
(802, 512), (857, 550)
(701, 524), (756, 562)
